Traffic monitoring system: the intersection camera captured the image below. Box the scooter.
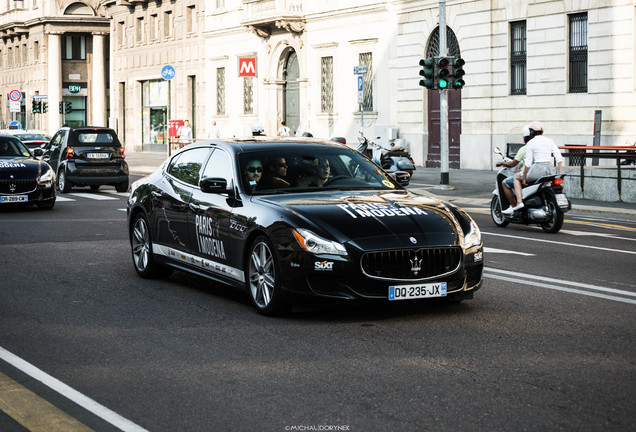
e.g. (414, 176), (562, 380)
(356, 132), (416, 176)
(490, 147), (571, 233)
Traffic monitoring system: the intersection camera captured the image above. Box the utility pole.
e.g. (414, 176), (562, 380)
(438, 0), (451, 189)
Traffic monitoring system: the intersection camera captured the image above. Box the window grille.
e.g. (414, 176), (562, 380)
(510, 21), (526, 95)
(321, 56), (333, 113)
(216, 67), (226, 115)
(569, 12), (587, 93)
(359, 52), (373, 111)
(243, 76), (254, 115)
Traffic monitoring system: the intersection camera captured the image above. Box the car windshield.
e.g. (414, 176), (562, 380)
(0, 137), (30, 158)
(75, 132), (116, 145)
(238, 146), (403, 194)
(16, 133), (51, 141)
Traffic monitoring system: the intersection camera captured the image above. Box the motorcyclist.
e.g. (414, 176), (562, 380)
(498, 125), (531, 214)
(504, 121), (563, 214)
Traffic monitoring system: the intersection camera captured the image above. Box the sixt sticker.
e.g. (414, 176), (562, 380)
(314, 260), (334, 271)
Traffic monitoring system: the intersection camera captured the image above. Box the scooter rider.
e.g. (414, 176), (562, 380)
(498, 125), (531, 214)
(504, 121), (563, 215)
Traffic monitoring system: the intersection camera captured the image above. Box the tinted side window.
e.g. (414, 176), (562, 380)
(201, 149), (233, 182)
(167, 148), (211, 186)
(48, 130), (66, 150)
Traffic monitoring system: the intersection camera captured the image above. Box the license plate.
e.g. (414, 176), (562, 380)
(389, 282), (447, 301)
(0, 195), (28, 203)
(555, 193), (568, 207)
(87, 152), (109, 159)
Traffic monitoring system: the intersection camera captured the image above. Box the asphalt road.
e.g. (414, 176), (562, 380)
(1, 177), (635, 432)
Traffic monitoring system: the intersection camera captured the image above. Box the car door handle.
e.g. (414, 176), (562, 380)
(189, 203), (205, 212)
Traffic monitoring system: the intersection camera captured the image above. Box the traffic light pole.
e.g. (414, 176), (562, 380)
(438, 0), (451, 188)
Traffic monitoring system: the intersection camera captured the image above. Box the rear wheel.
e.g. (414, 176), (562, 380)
(490, 195), (509, 228)
(116, 179), (129, 193)
(131, 213), (172, 278)
(57, 170), (72, 193)
(246, 236), (289, 316)
(541, 195), (564, 233)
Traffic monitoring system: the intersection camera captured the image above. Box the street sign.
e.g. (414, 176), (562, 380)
(354, 65), (367, 74)
(9, 89), (22, 102)
(9, 101), (20, 112)
(161, 65), (176, 80)
(238, 57), (257, 77)
(33, 95), (48, 99)
(357, 75), (364, 104)
(8, 121), (22, 129)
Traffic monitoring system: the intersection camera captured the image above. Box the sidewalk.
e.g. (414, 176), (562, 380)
(125, 152), (636, 221)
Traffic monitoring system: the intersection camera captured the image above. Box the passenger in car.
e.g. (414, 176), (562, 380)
(296, 157), (330, 187)
(260, 157), (290, 189)
(243, 159), (263, 192)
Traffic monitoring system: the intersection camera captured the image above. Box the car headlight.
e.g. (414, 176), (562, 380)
(464, 219), (482, 249)
(38, 168), (53, 185)
(292, 228), (348, 256)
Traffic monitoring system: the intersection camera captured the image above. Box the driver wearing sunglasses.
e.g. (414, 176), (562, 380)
(244, 159), (263, 192)
(260, 156), (290, 189)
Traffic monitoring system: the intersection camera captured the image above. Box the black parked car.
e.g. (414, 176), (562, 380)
(0, 135), (56, 209)
(127, 138), (483, 315)
(40, 126), (129, 193)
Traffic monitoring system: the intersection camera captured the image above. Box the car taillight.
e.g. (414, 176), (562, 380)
(554, 178), (564, 186)
(65, 147), (75, 159)
(120, 146), (126, 159)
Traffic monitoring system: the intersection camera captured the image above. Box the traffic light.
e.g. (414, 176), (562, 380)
(65, 101), (73, 114)
(32, 100), (41, 114)
(43, 102), (48, 113)
(451, 57), (465, 90)
(436, 57), (451, 90)
(59, 101), (64, 114)
(419, 58), (435, 89)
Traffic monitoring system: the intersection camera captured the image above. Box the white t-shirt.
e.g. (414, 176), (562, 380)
(207, 125), (220, 139)
(524, 135), (563, 167)
(278, 126), (290, 137)
(178, 125), (193, 140)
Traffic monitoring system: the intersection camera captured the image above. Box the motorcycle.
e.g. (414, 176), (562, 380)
(490, 147), (571, 233)
(356, 132), (416, 176)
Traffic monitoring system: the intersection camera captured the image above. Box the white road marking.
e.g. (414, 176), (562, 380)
(68, 193), (117, 201)
(54, 196), (75, 202)
(484, 247), (535, 256)
(0, 346), (150, 432)
(482, 231), (636, 255)
(484, 267), (636, 304)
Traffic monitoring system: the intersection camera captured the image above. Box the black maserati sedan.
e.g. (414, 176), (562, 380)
(127, 138), (483, 315)
(0, 134), (56, 209)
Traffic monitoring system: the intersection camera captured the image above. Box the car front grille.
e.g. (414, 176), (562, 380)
(361, 247), (462, 281)
(0, 179), (37, 194)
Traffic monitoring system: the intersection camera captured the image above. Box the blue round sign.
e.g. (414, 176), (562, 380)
(161, 65), (176, 80)
(8, 121), (22, 130)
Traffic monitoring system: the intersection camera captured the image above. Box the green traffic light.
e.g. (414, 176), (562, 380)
(439, 79), (449, 89)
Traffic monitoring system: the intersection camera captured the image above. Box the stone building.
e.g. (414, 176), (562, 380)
(2, 0), (634, 169)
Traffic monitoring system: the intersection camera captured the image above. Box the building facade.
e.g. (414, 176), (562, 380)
(2, 0), (635, 169)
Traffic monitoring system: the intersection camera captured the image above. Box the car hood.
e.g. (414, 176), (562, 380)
(255, 191), (461, 249)
(0, 156), (43, 180)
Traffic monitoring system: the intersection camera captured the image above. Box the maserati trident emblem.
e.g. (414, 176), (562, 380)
(410, 255), (422, 276)
(9, 182), (17, 193)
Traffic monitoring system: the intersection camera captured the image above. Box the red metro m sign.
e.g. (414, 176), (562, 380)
(238, 57), (257, 77)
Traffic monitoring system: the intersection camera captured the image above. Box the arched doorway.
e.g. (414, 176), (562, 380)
(426, 26), (462, 168)
(283, 51), (300, 135)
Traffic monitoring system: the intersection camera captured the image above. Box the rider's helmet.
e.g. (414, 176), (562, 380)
(529, 121), (544, 133)
(522, 125), (531, 140)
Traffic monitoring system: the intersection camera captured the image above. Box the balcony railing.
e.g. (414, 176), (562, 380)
(242, 0), (304, 31)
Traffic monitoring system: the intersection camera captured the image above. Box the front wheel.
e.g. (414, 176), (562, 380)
(490, 195), (510, 228)
(541, 195), (564, 233)
(246, 236), (289, 316)
(57, 170), (72, 193)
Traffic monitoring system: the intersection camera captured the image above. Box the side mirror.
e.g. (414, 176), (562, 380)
(200, 177), (228, 193)
(33, 148), (44, 157)
(390, 171), (411, 186)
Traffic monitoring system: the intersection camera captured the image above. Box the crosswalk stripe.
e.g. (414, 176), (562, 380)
(67, 193), (117, 201)
(55, 196), (75, 202)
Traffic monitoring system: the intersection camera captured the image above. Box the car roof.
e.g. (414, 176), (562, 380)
(3, 129), (50, 136)
(181, 137), (350, 154)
